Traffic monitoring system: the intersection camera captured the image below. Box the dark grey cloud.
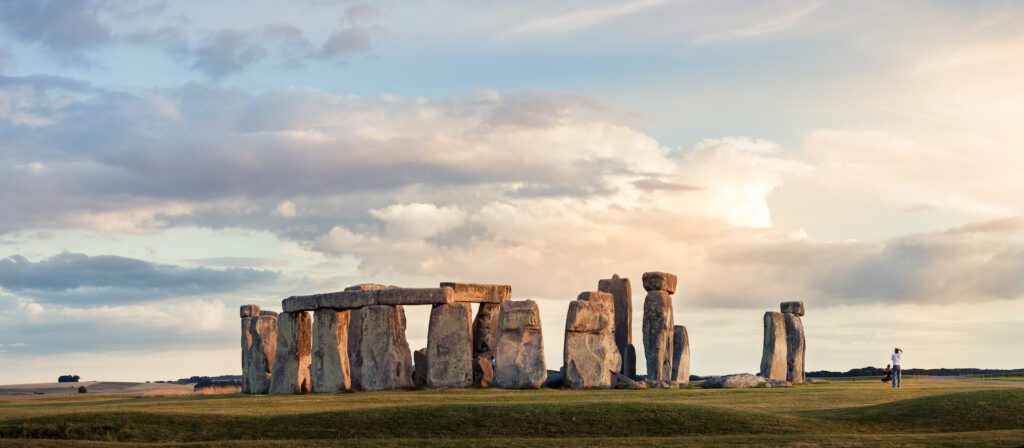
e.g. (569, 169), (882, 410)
(0, 253), (278, 305)
(0, 0), (111, 64)
(191, 29), (268, 78)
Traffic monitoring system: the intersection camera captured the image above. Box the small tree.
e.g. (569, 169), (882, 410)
(77, 386), (87, 394)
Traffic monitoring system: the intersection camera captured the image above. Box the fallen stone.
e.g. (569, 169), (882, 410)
(702, 373), (766, 389)
(760, 311), (788, 381)
(311, 309), (351, 393)
(766, 378), (793, 388)
(543, 370), (564, 389)
(784, 313), (806, 384)
(807, 377), (830, 384)
(494, 300), (546, 389)
(565, 300), (611, 333)
(240, 304), (261, 318)
(672, 325), (691, 385)
(642, 291), (674, 381)
(413, 348), (428, 388)
(598, 274), (632, 374)
(426, 303), (473, 388)
(642, 271), (678, 294)
(270, 311), (312, 394)
(644, 379), (679, 389)
(377, 287), (455, 306)
(780, 300), (805, 316)
(473, 356), (494, 388)
(348, 305), (414, 391)
(613, 372), (647, 389)
(440, 282), (511, 303)
(472, 303), (501, 361)
(563, 299), (620, 389)
(246, 313), (278, 394)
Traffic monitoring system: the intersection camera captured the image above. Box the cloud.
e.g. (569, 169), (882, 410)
(0, 0), (111, 64)
(0, 253), (278, 305)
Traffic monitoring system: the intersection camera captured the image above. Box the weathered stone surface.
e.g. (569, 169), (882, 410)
(311, 309), (350, 393)
(241, 316), (254, 394)
(378, 287), (454, 305)
(284, 290), (376, 312)
(494, 300), (546, 389)
(613, 372), (647, 389)
(412, 348), (428, 388)
(623, 344), (637, 379)
(543, 370), (564, 389)
(473, 356), (494, 388)
(472, 303), (501, 361)
(766, 378), (793, 388)
(672, 325), (691, 385)
(281, 295), (318, 313)
(702, 373), (766, 389)
(645, 379), (679, 389)
(246, 313), (277, 394)
(240, 304), (261, 318)
(563, 299), (620, 389)
(270, 311), (312, 395)
(642, 271), (678, 294)
(760, 311), (788, 381)
(426, 303), (473, 388)
(642, 290), (674, 381)
(780, 301), (805, 316)
(259, 310), (278, 317)
(598, 274), (632, 374)
(440, 282), (511, 303)
(784, 313), (806, 384)
(577, 291), (613, 305)
(565, 300), (611, 333)
(348, 305), (413, 391)
(345, 283), (395, 291)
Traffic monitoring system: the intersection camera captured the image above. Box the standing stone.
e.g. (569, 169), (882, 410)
(473, 356), (494, 388)
(598, 274), (632, 375)
(642, 271), (678, 294)
(760, 311), (788, 381)
(623, 344), (637, 379)
(784, 312), (806, 384)
(311, 309), (351, 393)
(642, 290), (674, 381)
(473, 303), (501, 361)
(426, 303), (473, 388)
(247, 312), (278, 394)
(563, 299), (621, 389)
(239, 305), (260, 394)
(348, 305), (414, 391)
(270, 311), (312, 394)
(413, 348), (428, 388)
(672, 325), (691, 385)
(494, 300), (546, 389)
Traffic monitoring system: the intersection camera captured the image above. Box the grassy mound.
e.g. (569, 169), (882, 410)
(809, 388), (1024, 432)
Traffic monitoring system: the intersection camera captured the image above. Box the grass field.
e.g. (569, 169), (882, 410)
(1, 377), (1023, 447)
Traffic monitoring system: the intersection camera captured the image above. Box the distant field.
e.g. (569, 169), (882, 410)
(1, 377), (1022, 447)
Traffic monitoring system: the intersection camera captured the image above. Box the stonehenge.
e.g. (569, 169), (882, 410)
(759, 301), (808, 384)
(238, 273), (703, 394)
(642, 272), (676, 381)
(494, 300), (546, 389)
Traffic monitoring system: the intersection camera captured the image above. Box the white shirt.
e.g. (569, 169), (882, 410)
(891, 352), (902, 366)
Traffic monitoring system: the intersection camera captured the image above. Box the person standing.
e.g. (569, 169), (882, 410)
(891, 348), (903, 388)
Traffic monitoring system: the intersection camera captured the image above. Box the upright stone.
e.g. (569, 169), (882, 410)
(412, 348), (428, 388)
(246, 312), (277, 394)
(240, 304), (260, 394)
(426, 303), (473, 388)
(494, 300), (546, 389)
(270, 311), (312, 394)
(623, 344), (637, 379)
(642, 290), (674, 381)
(349, 305), (414, 391)
(598, 274), (632, 375)
(473, 303), (501, 361)
(760, 311), (788, 381)
(672, 325), (691, 385)
(784, 312), (806, 384)
(311, 309), (351, 393)
(563, 299), (621, 389)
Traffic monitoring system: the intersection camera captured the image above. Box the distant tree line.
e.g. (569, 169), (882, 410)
(807, 367), (1024, 377)
(57, 375), (80, 383)
(154, 374), (242, 385)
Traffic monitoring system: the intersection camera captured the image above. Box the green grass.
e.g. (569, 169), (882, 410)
(1, 377), (1022, 447)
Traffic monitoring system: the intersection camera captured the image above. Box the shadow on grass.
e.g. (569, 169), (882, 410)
(805, 388), (1024, 432)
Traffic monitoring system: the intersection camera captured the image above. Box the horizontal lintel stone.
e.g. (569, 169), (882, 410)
(440, 282), (511, 303)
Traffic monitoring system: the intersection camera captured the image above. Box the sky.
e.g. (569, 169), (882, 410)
(1, 0), (1023, 384)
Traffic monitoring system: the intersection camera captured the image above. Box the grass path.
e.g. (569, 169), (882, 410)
(0, 377), (1022, 447)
